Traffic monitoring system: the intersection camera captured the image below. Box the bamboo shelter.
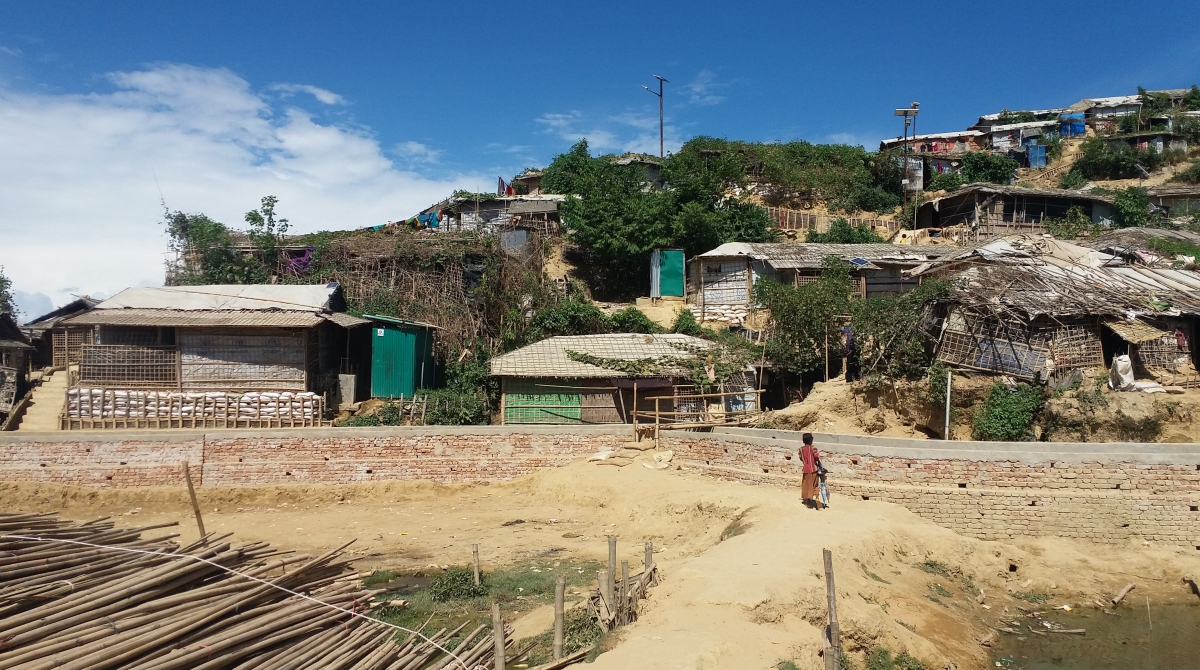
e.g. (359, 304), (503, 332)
(0, 513), (513, 670)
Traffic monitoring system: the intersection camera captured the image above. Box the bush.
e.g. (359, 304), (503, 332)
(959, 152), (1017, 185)
(428, 566), (488, 602)
(806, 218), (885, 243)
(527, 300), (611, 341)
(864, 646), (930, 670)
(971, 382), (1045, 441)
(1044, 205), (1095, 240)
(1058, 170), (1088, 190)
(1171, 160), (1200, 185)
(925, 171), (964, 192)
(422, 388), (490, 426)
(608, 307), (663, 334)
(671, 308), (708, 337)
(1113, 187), (1157, 228)
(1072, 136), (1164, 180)
(336, 414), (380, 427)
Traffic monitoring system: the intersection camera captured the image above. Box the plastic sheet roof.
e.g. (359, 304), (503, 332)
(696, 242), (953, 270)
(65, 309), (328, 328)
(92, 285), (341, 311)
(489, 334), (712, 378)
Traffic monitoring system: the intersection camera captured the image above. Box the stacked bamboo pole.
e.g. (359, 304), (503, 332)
(0, 513), (510, 670)
(586, 538), (659, 632)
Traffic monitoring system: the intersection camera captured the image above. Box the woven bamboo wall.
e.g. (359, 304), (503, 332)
(179, 328), (306, 391)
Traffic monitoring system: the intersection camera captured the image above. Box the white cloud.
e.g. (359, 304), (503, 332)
(535, 111), (619, 151)
(684, 70), (725, 106)
(0, 46), (21, 57)
(269, 83), (345, 105)
(394, 140), (443, 163)
(0, 63), (483, 307)
(534, 109), (684, 155)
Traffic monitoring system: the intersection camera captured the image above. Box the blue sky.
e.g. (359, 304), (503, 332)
(2, 0), (1199, 314)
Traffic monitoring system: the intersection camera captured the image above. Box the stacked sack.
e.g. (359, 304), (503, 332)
(66, 388), (320, 420)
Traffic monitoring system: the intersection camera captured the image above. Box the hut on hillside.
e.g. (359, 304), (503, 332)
(914, 184), (1115, 242)
(488, 334), (757, 425)
(687, 242), (955, 323)
(908, 235), (1200, 383)
(56, 284), (371, 429)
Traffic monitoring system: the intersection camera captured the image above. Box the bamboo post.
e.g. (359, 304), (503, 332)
(492, 601), (505, 670)
(654, 397), (660, 447)
(607, 535), (617, 606)
(632, 381), (638, 441)
(472, 544), (481, 587)
(621, 560), (629, 615)
(181, 461), (205, 541)
(645, 541), (653, 573)
(824, 325), (829, 382)
(598, 570), (610, 613)
(823, 548), (840, 670)
(943, 369), (952, 440)
(553, 575), (565, 660)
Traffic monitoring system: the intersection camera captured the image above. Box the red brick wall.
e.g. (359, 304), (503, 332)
(0, 428), (623, 488)
(665, 433), (1200, 547)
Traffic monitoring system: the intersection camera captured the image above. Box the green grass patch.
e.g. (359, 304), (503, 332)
(865, 646), (930, 670)
(927, 583), (953, 599)
(362, 570), (399, 587)
(895, 619), (916, 632)
(516, 604), (604, 665)
(861, 565), (891, 584)
(1012, 591), (1052, 605)
(915, 559), (960, 579)
(776, 662), (801, 670)
(372, 556), (605, 650)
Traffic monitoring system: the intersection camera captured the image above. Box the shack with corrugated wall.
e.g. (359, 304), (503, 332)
(364, 315), (438, 399)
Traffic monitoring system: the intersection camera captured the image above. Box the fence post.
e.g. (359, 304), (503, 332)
(608, 535), (617, 606)
(181, 461), (206, 542)
(472, 544), (481, 586)
(553, 575), (565, 660)
(492, 601), (505, 670)
(823, 548), (840, 670)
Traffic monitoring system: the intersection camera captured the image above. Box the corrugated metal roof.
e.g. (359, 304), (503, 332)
(363, 314), (439, 329)
(324, 312), (372, 328)
(989, 120), (1059, 132)
(489, 334), (712, 378)
(64, 309), (326, 328)
(696, 242), (952, 270)
(94, 285), (340, 311)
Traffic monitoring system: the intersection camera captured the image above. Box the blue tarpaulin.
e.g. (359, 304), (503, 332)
(1060, 113), (1086, 137)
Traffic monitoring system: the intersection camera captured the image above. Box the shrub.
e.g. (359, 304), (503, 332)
(608, 307), (663, 334)
(1058, 170), (1088, 190)
(422, 388), (490, 426)
(1171, 160), (1200, 185)
(971, 382), (1045, 441)
(527, 300), (611, 341)
(806, 218), (885, 243)
(864, 646), (930, 670)
(1072, 136), (1164, 180)
(925, 171), (964, 192)
(671, 308), (708, 337)
(959, 152), (1017, 185)
(336, 414), (380, 427)
(1113, 187), (1156, 228)
(428, 566), (488, 602)
(1044, 205), (1095, 240)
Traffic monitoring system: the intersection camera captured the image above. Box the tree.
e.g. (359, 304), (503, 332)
(753, 258), (854, 375)
(244, 195), (291, 275)
(0, 266), (15, 315)
(1112, 187), (1156, 228)
(805, 218), (885, 243)
(959, 152), (1017, 185)
(164, 210), (268, 285)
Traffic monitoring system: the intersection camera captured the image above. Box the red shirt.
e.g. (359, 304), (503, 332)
(800, 445), (820, 474)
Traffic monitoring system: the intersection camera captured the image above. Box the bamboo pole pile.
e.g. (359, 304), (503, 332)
(0, 513), (510, 670)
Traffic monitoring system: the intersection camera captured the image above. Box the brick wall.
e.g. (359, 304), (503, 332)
(0, 426), (625, 488)
(664, 429), (1200, 548)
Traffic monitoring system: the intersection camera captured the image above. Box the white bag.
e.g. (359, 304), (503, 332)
(1109, 354), (1135, 391)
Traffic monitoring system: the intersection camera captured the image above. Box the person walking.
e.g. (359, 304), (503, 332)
(800, 432), (824, 509)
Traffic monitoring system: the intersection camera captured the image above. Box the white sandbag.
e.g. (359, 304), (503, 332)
(1109, 354), (1135, 391)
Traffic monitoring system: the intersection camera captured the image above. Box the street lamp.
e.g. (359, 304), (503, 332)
(894, 103), (920, 206)
(641, 75), (669, 158)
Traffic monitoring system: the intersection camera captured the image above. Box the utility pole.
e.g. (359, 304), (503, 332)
(894, 103), (920, 210)
(642, 75), (669, 158)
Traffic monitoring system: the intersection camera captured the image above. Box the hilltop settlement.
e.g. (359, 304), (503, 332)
(5, 84), (1200, 443)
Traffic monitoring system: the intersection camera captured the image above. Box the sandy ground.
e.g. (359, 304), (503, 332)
(4, 460), (1198, 670)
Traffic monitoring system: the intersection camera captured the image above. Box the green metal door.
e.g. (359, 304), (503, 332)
(371, 325), (415, 398)
(660, 249), (685, 297)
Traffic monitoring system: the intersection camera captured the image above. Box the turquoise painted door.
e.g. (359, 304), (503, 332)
(371, 326), (415, 398)
(660, 250), (685, 297)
